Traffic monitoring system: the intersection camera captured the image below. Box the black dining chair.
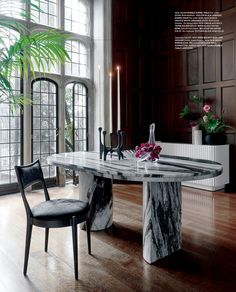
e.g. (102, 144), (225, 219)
(15, 160), (91, 280)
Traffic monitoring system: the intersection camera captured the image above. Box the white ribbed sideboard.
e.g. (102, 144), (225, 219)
(159, 142), (229, 191)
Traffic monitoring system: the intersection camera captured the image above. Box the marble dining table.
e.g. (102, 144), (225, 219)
(47, 151), (222, 264)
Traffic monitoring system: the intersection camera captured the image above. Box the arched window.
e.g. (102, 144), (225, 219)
(64, 0), (90, 36)
(0, 0), (98, 195)
(0, 28), (22, 190)
(65, 40), (88, 77)
(32, 79), (58, 179)
(31, 0), (58, 28)
(65, 83), (88, 152)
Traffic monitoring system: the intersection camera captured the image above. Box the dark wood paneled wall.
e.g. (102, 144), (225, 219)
(112, 0), (236, 189)
(112, 0), (160, 148)
(156, 0), (236, 190)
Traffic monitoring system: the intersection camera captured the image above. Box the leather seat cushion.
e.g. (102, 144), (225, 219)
(31, 199), (89, 220)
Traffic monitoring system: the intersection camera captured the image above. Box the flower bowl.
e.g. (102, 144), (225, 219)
(135, 142), (162, 161)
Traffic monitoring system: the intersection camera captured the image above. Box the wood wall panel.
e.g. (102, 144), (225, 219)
(184, 0), (202, 11)
(203, 0), (220, 11)
(112, 0), (236, 189)
(187, 49), (198, 85)
(203, 47), (216, 83)
(159, 93), (173, 130)
(112, 0), (158, 148)
(221, 86), (236, 189)
(203, 88), (218, 113)
(221, 0), (235, 10)
(222, 14), (235, 33)
(126, 52), (141, 88)
(155, 0), (236, 189)
(187, 90), (202, 117)
(151, 40), (160, 89)
(160, 57), (169, 89)
(188, 90), (199, 99)
(222, 86), (236, 125)
(173, 52), (185, 87)
(173, 91), (186, 128)
(221, 40), (235, 81)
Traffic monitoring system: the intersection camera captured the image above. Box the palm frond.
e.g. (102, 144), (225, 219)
(0, 0), (71, 106)
(0, 19), (28, 34)
(0, 30), (71, 79)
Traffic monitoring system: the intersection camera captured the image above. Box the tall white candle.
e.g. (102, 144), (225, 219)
(98, 65), (102, 128)
(117, 66), (121, 130)
(109, 72), (112, 133)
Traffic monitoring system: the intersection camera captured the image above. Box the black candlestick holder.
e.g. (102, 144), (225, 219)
(98, 127), (124, 161)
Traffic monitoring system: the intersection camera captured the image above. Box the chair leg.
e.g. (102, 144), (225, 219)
(86, 219), (91, 255)
(45, 228), (49, 252)
(72, 216), (78, 280)
(23, 222), (33, 275)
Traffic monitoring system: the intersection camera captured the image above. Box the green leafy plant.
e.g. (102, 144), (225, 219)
(180, 96), (235, 133)
(179, 95), (203, 122)
(0, 0), (70, 106)
(199, 105), (234, 133)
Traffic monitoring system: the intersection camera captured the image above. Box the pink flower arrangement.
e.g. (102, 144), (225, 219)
(180, 95), (235, 133)
(135, 143), (162, 161)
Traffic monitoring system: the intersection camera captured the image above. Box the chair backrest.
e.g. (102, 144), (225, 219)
(15, 160), (50, 217)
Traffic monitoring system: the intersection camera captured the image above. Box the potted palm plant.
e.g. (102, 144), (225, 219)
(0, 1), (70, 106)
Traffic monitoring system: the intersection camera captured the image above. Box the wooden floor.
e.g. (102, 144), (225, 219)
(0, 184), (236, 292)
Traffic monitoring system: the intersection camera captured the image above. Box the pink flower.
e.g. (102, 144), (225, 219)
(203, 104), (211, 113)
(135, 142), (162, 161)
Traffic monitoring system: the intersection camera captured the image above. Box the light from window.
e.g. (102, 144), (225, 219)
(0, 27), (19, 50)
(65, 83), (87, 152)
(31, 0), (58, 28)
(0, 29), (22, 185)
(32, 80), (57, 178)
(64, 0), (89, 36)
(0, 0), (25, 20)
(65, 40), (87, 77)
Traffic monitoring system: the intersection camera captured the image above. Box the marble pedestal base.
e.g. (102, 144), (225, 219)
(143, 182), (182, 264)
(79, 171), (182, 263)
(79, 171), (113, 230)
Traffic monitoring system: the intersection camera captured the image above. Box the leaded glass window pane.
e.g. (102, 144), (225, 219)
(65, 83), (87, 154)
(65, 41), (88, 77)
(0, 0), (25, 20)
(0, 28), (22, 186)
(31, 0), (58, 28)
(32, 80), (57, 178)
(64, 0), (89, 36)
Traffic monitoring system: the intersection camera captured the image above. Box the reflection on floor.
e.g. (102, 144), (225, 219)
(0, 183), (236, 291)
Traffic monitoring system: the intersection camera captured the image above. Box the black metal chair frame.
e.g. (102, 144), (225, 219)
(15, 160), (91, 280)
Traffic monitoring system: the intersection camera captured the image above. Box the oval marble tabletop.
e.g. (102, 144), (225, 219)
(47, 151), (222, 183)
(47, 151), (223, 265)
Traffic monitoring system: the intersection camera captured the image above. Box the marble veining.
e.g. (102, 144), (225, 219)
(79, 171), (112, 231)
(47, 151), (222, 183)
(143, 181), (181, 263)
(47, 151), (222, 264)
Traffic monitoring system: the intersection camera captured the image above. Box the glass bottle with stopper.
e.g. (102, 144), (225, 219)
(148, 123), (156, 144)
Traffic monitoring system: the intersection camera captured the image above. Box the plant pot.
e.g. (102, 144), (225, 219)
(204, 133), (226, 145)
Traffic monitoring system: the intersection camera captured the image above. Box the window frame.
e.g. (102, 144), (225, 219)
(31, 77), (59, 186)
(65, 81), (88, 152)
(0, 79), (24, 195)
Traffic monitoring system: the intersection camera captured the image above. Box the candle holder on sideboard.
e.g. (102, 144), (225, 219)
(98, 127), (124, 161)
